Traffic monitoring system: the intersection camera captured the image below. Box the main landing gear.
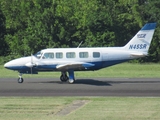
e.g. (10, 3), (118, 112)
(18, 73), (24, 83)
(60, 70), (75, 84)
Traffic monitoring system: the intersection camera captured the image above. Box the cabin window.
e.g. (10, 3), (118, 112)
(42, 52), (54, 59)
(93, 52), (100, 58)
(56, 52), (63, 59)
(79, 52), (88, 58)
(66, 52), (76, 58)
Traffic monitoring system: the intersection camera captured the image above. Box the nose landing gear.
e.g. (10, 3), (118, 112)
(18, 73), (24, 83)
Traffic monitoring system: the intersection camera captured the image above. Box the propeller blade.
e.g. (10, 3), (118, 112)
(25, 54), (37, 74)
(31, 54), (33, 74)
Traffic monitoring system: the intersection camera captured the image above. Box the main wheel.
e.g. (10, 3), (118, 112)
(18, 78), (24, 83)
(60, 75), (69, 82)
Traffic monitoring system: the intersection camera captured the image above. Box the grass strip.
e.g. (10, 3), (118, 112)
(0, 97), (160, 120)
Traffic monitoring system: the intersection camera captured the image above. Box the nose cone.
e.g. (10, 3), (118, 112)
(4, 62), (12, 69)
(4, 58), (21, 70)
(4, 62), (9, 68)
(4, 56), (35, 70)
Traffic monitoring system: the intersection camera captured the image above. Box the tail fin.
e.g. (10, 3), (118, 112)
(123, 23), (156, 53)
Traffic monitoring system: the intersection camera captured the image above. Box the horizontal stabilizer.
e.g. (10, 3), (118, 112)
(130, 52), (148, 57)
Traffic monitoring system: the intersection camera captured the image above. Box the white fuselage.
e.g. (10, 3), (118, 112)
(4, 47), (140, 73)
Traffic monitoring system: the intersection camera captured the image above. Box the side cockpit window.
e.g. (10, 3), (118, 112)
(42, 52), (54, 59)
(34, 51), (42, 59)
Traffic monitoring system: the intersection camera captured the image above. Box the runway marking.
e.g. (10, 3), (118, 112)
(56, 100), (90, 116)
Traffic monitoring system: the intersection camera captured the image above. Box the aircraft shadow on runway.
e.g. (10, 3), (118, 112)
(37, 79), (112, 86)
(74, 79), (112, 86)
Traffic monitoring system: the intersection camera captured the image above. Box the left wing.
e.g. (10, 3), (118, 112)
(56, 62), (95, 71)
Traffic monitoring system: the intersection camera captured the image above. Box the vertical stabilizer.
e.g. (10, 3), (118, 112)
(123, 23), (156, 53)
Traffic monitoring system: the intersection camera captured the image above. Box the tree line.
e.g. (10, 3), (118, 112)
(0, 0), (160, 64)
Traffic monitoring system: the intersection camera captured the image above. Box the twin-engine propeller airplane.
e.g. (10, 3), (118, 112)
(4, 23), (156, 84)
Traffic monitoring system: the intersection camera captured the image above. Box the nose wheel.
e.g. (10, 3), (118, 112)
(18, 73), (24, 83)
(18, 78), (24, 83)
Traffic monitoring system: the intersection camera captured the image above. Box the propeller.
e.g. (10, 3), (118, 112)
(31, 54), (33, 74)
(25, 54), (37, 74)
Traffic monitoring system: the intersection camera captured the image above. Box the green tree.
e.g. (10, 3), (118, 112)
(0, 0), (159, 62)
(0, 6), (7, 56)
(138, 0), (160, 62)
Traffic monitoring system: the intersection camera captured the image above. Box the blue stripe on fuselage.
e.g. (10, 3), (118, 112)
(6, 60), (129, 73)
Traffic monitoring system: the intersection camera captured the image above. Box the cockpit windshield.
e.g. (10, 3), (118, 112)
(34, 51), (43, 59)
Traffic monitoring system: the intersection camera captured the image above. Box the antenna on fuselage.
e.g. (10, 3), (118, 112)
(77, 41), (83, 48)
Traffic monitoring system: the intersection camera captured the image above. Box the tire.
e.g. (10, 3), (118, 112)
(60, 75), (69, 82)
(18, 78), (24, 83)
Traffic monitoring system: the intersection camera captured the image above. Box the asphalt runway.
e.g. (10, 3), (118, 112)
(0, 78), (160, 97)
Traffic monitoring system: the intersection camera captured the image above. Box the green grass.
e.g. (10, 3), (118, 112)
(0, 97), (160, 120)
(1, 63), (160, 78)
